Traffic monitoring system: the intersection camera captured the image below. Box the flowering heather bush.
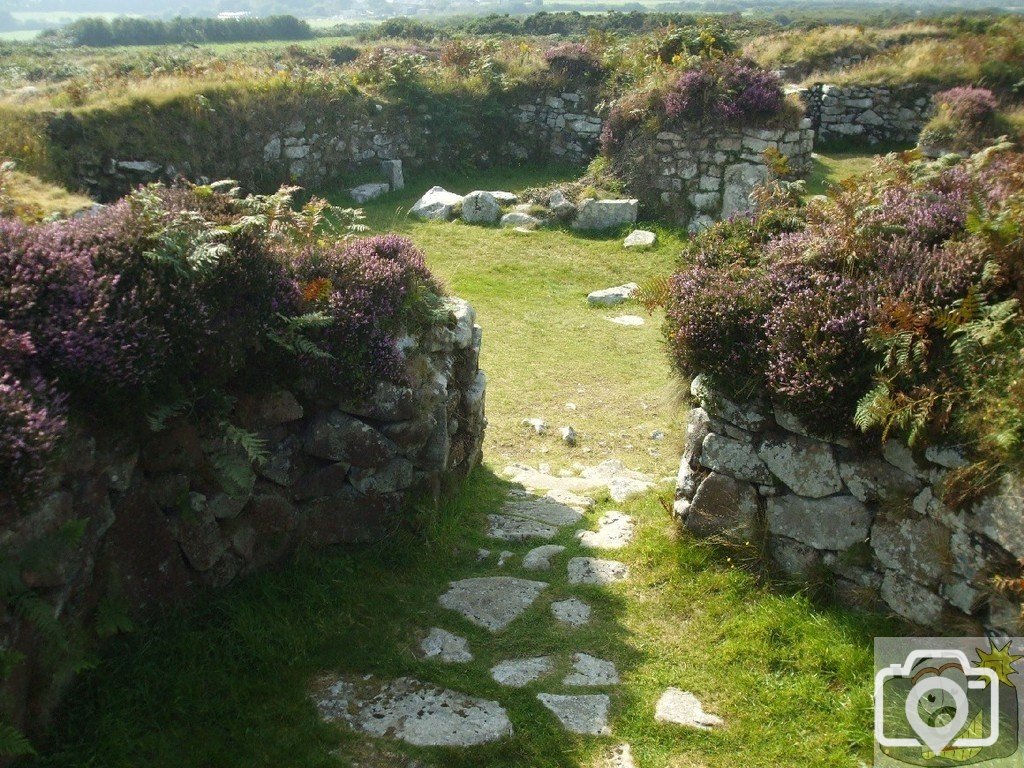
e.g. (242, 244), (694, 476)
(0, 182), (445, 506)
(663, 58), (784, 124)
(600, 57), (786, 155)
(935, 87), (998, 125)
(293, 234), (442, 394)
(665, 147), (1024, 464)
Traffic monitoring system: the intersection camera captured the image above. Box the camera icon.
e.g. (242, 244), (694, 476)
(875, 649), (1000, 759)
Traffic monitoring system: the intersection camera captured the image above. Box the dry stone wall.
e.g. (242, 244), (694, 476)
(616, 121), (814, 231)
(2, 298), (485, 735)
(59, 88), (607, 201)
(673, 374), (1023, 633)
(801, 83), (935, 145)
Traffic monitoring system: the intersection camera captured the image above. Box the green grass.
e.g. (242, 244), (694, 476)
(33, 162), (897, 768)
(804, 147), (910, 197)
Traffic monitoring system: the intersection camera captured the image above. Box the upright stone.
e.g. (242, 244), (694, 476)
(381, 159), (404, 190)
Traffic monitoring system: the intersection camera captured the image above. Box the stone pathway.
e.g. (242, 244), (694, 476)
(313, 480), (715, 761)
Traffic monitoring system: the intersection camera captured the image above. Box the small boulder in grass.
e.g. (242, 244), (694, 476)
(350, 183), (389, 204)
(501, 211), (541, 230)
(587, 283), (638, 307)
(623, 230), (656, 249)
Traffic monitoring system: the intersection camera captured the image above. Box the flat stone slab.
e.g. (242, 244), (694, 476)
(623, 230), (656, 249)
(419, 627), (472, 663)
(587, 283), (638, 307)
(502, 494), (583, 526)
(314, 675), (512, 746)
(349, 182), (389, 203)
(654, 688), (723, 730)
(576, 512), (635, 550)
(504, 460), (653, 503)
(486, 514), (558, 542)
(537, 693), (611, 734)
(572, 198), (638, 231)
(563, 653), (619, 686)
(552, 597), (592, 627)
(605, 744), (637, 768)
(439, 577), (548, 631)
(523, 544), (566, 571)
(606, 315), (645, 326)
(568, 557), (629, 586)
(490, 656), (554, 687)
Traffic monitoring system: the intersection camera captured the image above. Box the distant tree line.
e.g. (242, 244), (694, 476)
(52, 14), (312, 46)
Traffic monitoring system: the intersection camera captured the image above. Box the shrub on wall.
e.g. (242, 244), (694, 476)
(920, 86), (1008, 154)
(600, 56), (792, 155)
(663, 144), (1024, 478)
(0, 182), (443, 514)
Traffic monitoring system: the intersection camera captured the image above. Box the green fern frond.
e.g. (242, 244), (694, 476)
(147, 397), (192, 432)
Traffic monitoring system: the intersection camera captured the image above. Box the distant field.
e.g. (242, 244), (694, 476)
(0, 30), (39, 41)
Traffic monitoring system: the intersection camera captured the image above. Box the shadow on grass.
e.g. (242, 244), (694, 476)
(33, 466), (643, 768)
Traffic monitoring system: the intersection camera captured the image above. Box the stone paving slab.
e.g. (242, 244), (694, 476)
(563, 653), (619, 686)
(314, 675), (512, 746)
(439, 576), (548, 631)
(551, 597), (592, 627)
(486, 514), (558, 542)
(654, 688), (723, 730)
(568, 557), (630, 585)
(501, 495), (583, 526)
(576, 512), (635, 550)
(490, 656), (554, 688)
(504, 460), (654, 503)
(537, 693), (611, 735)
(605, 744), (637, 768)
(419, 627), (472, 663)
(523, 544), (566, 571)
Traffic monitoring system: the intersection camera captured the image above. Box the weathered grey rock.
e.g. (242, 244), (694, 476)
(537, 693), (611, 734)
(547, 189), (576, 218)
(655, 688), (723, 730)
(880, 571), (946, 625)
(490, 656), (553, 687)
(461, 191), (502, 224)
(563, 653), (619, 686)
(587, 283), (638, 307)
(304, 411), (397, 468)
(486, 514), (558, 542)
(263, 137), (281, 161)
(568, 557), (629, 585)
(839, 458), (921, 504)
(504, 460), (653, 502)
(497, 550), (515, 568)
(700, 434), (772, 484)
(770, 535), (821, 576)
(690, 375), (769, 431)
(409, 186), (463, 221)
(721, 163), (769, 219)
(502, 494), (582, 526)
(381, 159), (404, 190)
(572, 199), (639, 231)
(623, 230), (656, 249)
(419, 627), (473, 663)
(757, 434), (842, 498)
(315, 676), (512, 746)
(545, 488), (595, 511)
(767, 494), (871, 550)
(523, 418), (548, 435)
(773, 406), (850, 445)
(489, 190), (518, 205)
(683, 472), (758, 543)
(604, 744), (637, 768)
(577, 512), (635, 550)
(445, 297), (476, 348)
(925, 444), (968, 469)
(522, 544), (566, 571)
(882, 441), (931, 481)
(552, 597), (591, 627)
(606, 315), (645, 327)
(438, 576), (547, 631)
(500, 211), (541, 229)
(116, 159), (162, 174)
(871, 516), (949, 583)
(349, 458), (413, 494)
(350, 182), (389, 204)
(560, 426), (577, 446)
(968, 475), (1024, 559)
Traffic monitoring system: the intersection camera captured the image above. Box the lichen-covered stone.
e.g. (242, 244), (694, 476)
(757, 433), (842, 498)
(767, 494), (871, 550)
(682, 472), (758, 543)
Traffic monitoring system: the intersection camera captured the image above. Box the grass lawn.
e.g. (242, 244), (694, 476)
(33, 160), (898, 768)
(804, 145), (913, 197)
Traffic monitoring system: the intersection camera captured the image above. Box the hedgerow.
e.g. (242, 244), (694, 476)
(0, 183), (443, 515)
(663, 143), (1024, 485)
